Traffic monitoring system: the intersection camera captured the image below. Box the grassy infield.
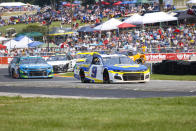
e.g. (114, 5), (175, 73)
(1, 14), (196, 130)
(0, 73), (196, 131)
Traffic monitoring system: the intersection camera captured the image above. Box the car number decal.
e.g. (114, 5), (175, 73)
(91, 67), (97, 78)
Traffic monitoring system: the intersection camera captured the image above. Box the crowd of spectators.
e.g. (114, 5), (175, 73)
(0, 2), (196, 57)
(0, 2), (159, 27)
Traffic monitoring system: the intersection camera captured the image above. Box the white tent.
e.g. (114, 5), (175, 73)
(0, 37), (9, 42)
(187, 0), (196, 4)
(124, 14), (143, 25)
(124, 12), (177, 25)
(0, 2), (27, 7)
(17, 36), (33, 48)
(4, 36), (33, 49)
(4, 40), (19, 49)
(94, 18), (123, 31)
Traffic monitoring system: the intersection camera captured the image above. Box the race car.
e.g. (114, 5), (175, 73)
(75, 52), (99, 63)
(74, 54), (150, 83)
(47, 54), (73, 72)
(118, 50), (146, 64)
(8, 56), (53, 79)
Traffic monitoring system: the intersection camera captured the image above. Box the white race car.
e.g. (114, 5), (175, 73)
(74, 54), (150, 83)
(47, 55), (73, 73)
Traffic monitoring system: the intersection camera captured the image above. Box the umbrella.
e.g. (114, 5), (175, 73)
(38, 43), (58, 48)
(118, 23), (136, 28)
(77, 26), (95, 33)
(28, 41), (44, 48)
(63, 3), (77, 7)
(102, 1), (110, 5)
(113, 1), (122, 5)
(0, 44), (6, 49)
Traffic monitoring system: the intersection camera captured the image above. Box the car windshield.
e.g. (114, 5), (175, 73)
(47, 56), (68, 61)
(102, 56), (135, 65)
(76, 54), (90, 59)
(20, 58), (47, 64)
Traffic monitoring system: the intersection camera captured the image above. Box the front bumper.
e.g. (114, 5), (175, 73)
(109, 70), (150, 83)
(19, 69), (53, 78)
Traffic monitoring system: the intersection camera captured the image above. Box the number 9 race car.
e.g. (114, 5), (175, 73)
(74, 54), (150, 83)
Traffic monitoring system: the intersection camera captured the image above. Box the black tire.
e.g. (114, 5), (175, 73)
(80, 70), (87, 83)
(103, 70), (110, 84)
(11, 70), (15, 78)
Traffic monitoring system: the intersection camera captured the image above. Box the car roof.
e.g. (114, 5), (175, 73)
(76, 52), (99, 55)
(20, 56), (43, 59)
(94, 54), (126, 58)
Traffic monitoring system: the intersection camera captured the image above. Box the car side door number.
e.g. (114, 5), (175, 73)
(91, 66), (97, 78)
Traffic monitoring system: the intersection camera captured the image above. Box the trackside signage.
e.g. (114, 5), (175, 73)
(1, 53), (196, 64)
(145, 53), (196, 62)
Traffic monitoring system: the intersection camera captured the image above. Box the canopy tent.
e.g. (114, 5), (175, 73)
(49, 27), (75, 36)
(63, 3), (77, 7)
(77, 26), (95, 33)
(15, 36), (33, 48)
(124, 12), (177, 25)
(0, 37), (9, 42)
(123, 14), (143, 25)
(101, 1), (110, 5)
(94, 18), (123, 31)
(38, 43), (58, 48)
(0, 2), (27, 7)
(16, 32), (43, 37)
(118, 23), (136, 28)
(137, 0), (150, 3)
(28, 41), (44, 48)
(187, 0), (196, 4)
(173, 10), (196, 20)
(0, 44), (6, 49)
(4, 40), (19, 49)
(113, 1), (122, 5)
(14, 35), (33, 41)
(121, 0), (137, 4)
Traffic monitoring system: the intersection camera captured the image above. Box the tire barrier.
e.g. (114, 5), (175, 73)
(152, 60), (196, 75)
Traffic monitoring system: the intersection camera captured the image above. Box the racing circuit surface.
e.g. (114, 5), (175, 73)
(0, 68), (196, 98)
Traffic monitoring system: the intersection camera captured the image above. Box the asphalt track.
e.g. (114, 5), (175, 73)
(0, 68), (196, 98)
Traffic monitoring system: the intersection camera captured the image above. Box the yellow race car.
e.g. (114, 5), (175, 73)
(119, 50), (146, 64)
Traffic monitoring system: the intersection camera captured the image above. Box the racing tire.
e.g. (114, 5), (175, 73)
(80, 70), (88, 83)
(11, 69), (20, 79)
(103, 70), (110, 84)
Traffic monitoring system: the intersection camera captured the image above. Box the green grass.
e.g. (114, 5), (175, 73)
(61, 72), (196, 81)
(0, 17), (115, 35)
(151, 74), (196, 81)
(58, 72), (74, 77)
(0, 96), (196, 131)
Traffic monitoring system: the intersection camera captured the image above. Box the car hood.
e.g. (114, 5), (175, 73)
(105, 64), (148, 71)
(47, 61), (69, 65)
(20, 64), (51, 69)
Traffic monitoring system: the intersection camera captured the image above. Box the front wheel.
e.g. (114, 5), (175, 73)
(103, 70), (110, 84)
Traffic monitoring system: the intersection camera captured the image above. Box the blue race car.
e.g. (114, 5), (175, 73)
(8, 56), (53, 79)
(74, 54), (150, 83)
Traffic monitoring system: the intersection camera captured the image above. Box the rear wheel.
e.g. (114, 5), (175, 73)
(103, 70), (110, 84)
(80, 70), (87, 83)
